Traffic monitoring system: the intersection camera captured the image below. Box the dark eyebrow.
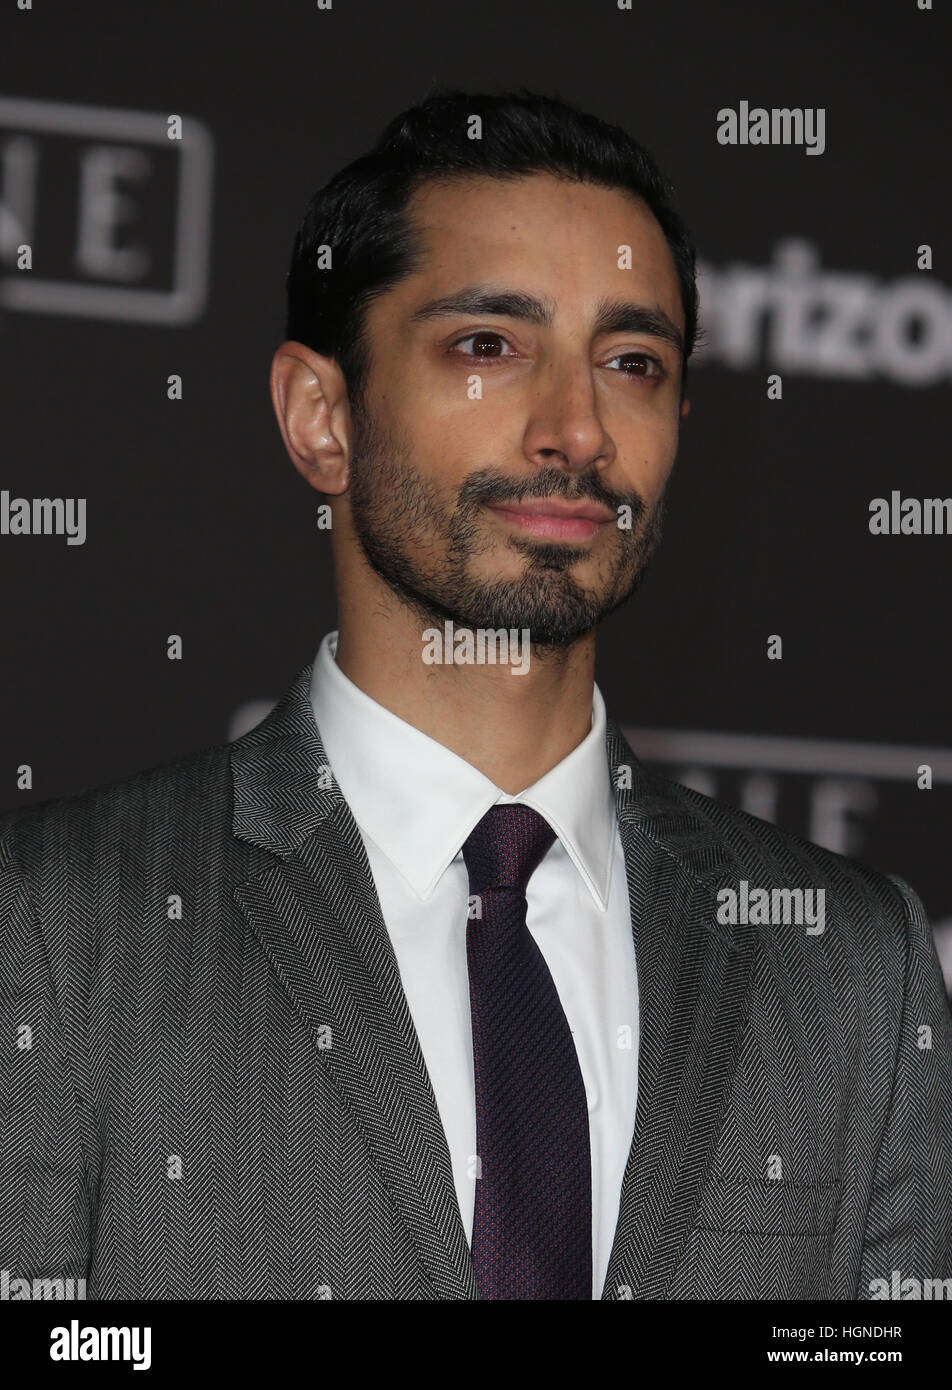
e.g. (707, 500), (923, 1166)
(408, 284), (684, 357)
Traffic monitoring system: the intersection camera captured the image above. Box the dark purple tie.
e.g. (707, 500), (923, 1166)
(461, 803), (592, 1300)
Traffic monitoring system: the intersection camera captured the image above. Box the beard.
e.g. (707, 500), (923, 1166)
(345, 391), (667, 654)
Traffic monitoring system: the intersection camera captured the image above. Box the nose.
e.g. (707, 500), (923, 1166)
(522, 356), (615, 475)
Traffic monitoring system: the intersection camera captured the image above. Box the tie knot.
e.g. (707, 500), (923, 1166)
(461, 803), (556, 894)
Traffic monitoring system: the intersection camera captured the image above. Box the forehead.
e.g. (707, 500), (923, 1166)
(395, 171), (683, 326)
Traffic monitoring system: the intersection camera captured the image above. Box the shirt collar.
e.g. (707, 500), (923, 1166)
(309, 630), (617, 909)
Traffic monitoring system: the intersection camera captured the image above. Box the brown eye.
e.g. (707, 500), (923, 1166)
(605, 352), (664, 379)
(452, 332), (514, 358)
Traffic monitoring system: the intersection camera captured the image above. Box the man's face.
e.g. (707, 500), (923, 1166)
(345, 171), (688, 650)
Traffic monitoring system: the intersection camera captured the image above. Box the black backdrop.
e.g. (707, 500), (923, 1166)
(2, 0), (949, 987)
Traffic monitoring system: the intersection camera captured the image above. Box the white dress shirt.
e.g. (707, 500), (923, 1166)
(309, 630), (638, 1298)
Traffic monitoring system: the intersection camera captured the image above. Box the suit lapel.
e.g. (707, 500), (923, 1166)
(230, 663), (477, 1300)
(600, 718), (760, 1299)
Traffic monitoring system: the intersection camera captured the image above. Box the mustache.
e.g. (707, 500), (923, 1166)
(457, 467), (647, 519)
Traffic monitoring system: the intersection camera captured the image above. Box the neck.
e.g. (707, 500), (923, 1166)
(333, 587), (596, 796)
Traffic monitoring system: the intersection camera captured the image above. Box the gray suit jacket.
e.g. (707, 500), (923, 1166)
(1, 661), (950, 1300)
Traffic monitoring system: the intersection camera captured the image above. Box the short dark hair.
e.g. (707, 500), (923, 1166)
(285, 87), (698, 404)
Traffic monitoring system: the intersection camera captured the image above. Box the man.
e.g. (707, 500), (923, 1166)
(2, 89), (950, 1302)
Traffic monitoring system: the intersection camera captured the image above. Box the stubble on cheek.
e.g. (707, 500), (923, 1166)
(346, 383), (671, 640)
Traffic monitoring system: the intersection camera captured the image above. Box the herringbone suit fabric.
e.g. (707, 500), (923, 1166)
(1, 661), (950, 1299)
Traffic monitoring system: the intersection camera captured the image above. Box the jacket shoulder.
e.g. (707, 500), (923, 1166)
(0, 738), (234, 872)
(636, 764), (912, 922)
